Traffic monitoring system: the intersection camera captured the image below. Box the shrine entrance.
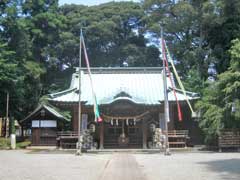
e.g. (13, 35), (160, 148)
(103, 119), (143, 148)
(98, 99), (149, 149)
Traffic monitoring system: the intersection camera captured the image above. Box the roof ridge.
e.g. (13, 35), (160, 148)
(75, 67), (164, 74)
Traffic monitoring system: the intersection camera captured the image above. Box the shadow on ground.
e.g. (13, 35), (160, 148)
(26, 149), (76, 154)
(198, 158), (240, 180)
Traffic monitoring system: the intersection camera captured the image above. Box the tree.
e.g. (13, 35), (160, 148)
(205, 0), (240, 74)
(0, 0), (46, 120)
(0, 41), (45, 120)
(58, 2), (160, 69)
(0, 42), (18, 119)
(196, 39), (240, 144)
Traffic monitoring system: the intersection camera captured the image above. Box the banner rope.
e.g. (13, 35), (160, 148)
(164, 40), (195, 114)
(81, 33), (102, 122)
(162, 38), (183, 121)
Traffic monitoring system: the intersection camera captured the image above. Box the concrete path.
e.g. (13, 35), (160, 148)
(0, 150), (240, 180)
(134, 152), (240, 180)
(99, 153), (147, 180)
(0, 150), (147, 180)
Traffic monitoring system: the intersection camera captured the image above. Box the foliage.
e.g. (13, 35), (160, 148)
(184, 68), (205, 94)
(0, 43), (17, 89)
(143, 0), (240, 78)
(57, 2), (160, 69)
(0, 0), (50, 120)
(16, 140), (31, 149)
(196, 38), (240, 144)
(143, 0), (209, 78)
(0, 138), (10, 149)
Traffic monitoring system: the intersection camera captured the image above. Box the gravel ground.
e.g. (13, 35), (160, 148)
(134, 152), (240, 180)
(0, 150), (111, 180)
(0, 150), (239, 180)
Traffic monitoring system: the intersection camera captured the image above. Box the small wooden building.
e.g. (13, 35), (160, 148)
(20, 104), (69, 146)
(48, 67), (202, 149)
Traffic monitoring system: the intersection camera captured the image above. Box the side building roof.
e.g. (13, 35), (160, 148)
(20, 104), (69, 124)
(49, 67), (199, 105)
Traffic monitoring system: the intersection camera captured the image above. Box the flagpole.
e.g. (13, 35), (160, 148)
(161, 26), (171, 156)
(76, 29), (83, 156)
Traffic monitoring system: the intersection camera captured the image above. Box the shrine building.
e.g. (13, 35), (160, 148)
(44, 67), (200, 149)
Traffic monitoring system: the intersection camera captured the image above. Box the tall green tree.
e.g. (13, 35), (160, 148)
(21, 0), (67, 94)
(0, 0), (45, 120)
(205, 0), (240, 73)
(143, 0), (207, 76)
(58, 2), (160, 69)
(196, 39), (240, 144)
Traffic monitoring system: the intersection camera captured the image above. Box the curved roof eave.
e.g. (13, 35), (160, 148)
(96, 96), (161, 106)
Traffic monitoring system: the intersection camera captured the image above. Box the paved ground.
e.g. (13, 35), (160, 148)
(135, 152), (240, 180)
(0, 150), (239, 180)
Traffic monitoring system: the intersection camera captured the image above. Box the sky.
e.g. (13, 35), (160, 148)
(59, 0), (140, 6)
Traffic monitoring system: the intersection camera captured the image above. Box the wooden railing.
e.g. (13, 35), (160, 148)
(57, 131), (78, 139)
(219, 130), (240, 152)
(164, 130), (189, 148)
(57, 130), (190, 149)
(57, 131), (78, 149)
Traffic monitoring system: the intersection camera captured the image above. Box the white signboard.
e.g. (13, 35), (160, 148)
(32, 120), (56, 128)
(32, 120), (40, 127)
(40, 120), (57, 127)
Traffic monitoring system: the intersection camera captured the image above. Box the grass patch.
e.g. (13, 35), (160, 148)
(16, 140), (31, 149)
(0, 138), (10, 149)
(1, 138), (31, 149)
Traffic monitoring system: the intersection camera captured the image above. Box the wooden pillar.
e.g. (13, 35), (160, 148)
(142, 119), (147, 149)
(99, 122), (104, 149)
(73, 106), (78, 132)
(168, 103), (175, 130)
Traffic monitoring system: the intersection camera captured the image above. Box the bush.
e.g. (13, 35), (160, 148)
(16, 140), (31, 149)
(0, 138), (10, 149)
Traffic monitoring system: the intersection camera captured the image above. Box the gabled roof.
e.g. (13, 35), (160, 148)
(49, 67), (199, 105)
(20, 104), (69, 124)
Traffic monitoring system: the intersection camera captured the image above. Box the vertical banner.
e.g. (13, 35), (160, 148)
(159, 113), (165, 130)
(82, 114), (88, 130)
(81, 34), (102, 123)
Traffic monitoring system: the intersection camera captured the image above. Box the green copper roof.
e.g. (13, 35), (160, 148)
(20, 104), (70, 123)
(49, 67), (199, 105)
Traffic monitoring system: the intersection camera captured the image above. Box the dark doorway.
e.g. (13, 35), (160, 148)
(103, 119), (143, 148)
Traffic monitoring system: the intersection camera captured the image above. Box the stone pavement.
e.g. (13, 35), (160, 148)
(99, 153), (147, 180)
(134, 152), (240, 180)
(0, 150), (240, 180)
